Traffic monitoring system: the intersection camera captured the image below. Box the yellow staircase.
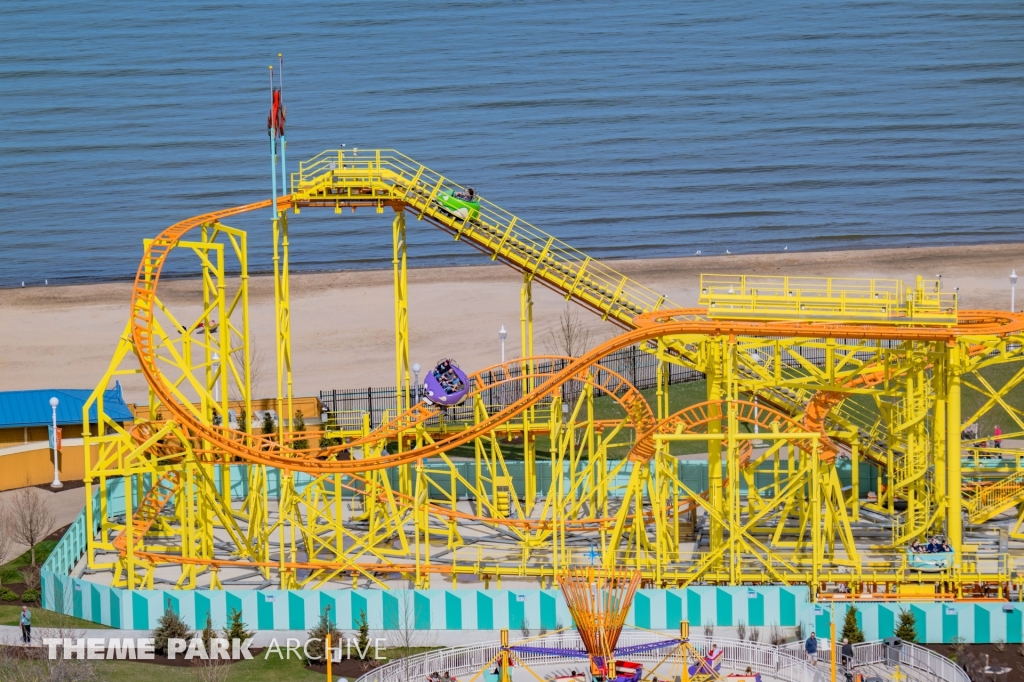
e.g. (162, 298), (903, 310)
(965, 471), (1024, 524)
(291, 150), (676, 327)
(111, 470), (181, 552)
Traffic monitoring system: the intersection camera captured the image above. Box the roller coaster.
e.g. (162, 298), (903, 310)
(81, 148), (1024, 600)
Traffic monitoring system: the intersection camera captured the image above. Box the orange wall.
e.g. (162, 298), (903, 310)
(0, 445), (85, 492)
(0, 424), (86, 445)
(129, 396), (323, 425)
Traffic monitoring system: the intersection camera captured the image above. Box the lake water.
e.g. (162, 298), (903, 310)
(1, 1), (1022, 286)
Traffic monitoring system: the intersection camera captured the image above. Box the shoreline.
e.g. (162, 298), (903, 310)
(5, 239), (1024, 296)
(2, 241), (1023, 402)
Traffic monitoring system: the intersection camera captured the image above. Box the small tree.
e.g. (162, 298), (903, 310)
(305, 604), (342, 664)
(222, 606), (253, 644)
(261, 411), (276, 436)
(292, 410), (308, 450)
(736, 619), (746, 641)
(894, 608), (918, 643)
(545, 305), (594, 358)
(355, 609), (371, 660)
(152, 599), (192, 655)
(841, 605), (864, 644)
(237, 409), (248, 433)
(200, 611), (216, 653)
(11, 488), (56, 567)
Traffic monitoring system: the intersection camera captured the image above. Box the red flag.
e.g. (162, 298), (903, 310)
(268, 88), (285, 138)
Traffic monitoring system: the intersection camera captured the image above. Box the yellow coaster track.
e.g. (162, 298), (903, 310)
(80, 149), (1024, 597)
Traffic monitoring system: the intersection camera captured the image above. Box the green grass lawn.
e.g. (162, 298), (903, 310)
(2, 655), (331, 682)
(0, 605), (110, 629)
(0, 539), (58, 585)
(3, 646), (433, 681)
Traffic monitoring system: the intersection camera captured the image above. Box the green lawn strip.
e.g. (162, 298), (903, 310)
(0, 539), (59, 584)
(0, 605), (109, 629)
(2, 646), (430, 682)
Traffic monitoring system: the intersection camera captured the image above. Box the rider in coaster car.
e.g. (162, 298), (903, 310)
(454, 187), (476, 201)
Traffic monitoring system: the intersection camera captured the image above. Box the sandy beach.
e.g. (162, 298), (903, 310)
(2, 242), (1023, 405)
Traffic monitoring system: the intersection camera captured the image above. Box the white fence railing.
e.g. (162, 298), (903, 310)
(783, 638), (968, 682)
(356, 631), (828, 682)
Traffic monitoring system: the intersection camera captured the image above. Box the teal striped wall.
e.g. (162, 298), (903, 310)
(808, 601), (1024, 644)
(45, 578), (807, 634)
(45, 569), (1024, 644)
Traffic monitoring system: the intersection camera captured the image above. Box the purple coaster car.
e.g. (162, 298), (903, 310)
(422, 358), (470, 406)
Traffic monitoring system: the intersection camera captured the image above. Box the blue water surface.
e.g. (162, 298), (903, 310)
(0, 1), (1021, 286)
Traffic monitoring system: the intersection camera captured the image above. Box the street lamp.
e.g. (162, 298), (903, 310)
(412, 363), (421, 404)
(212, 352), (220, 403)
(1012, 270), (1018, 312)
(498, 325), (507, 364)
(49, 397), (62, 489)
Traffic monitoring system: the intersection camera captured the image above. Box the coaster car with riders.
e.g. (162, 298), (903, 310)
(422, 358), (471, 407)
(435, 186), (481, 221)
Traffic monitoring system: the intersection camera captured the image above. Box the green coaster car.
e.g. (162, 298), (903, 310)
(436, 189), (480, 221)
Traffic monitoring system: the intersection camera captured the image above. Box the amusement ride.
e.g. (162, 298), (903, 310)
(78, 64), (1024, 606)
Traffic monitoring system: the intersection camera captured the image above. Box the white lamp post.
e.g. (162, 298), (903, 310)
(1011, 270), (1018, 312)
(49, 396), (62, 489)
(412, 363), (421, 404)
(499, 325), (507, 364)
(212, 352), (220, 403)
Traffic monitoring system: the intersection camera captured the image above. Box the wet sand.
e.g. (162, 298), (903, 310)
(2, 243), (1022, 405)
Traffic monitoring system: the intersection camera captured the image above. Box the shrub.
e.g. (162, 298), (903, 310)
(261, 411), (276, 436)
(305, 605), (342, 664)
(292, 411), (308, 450)
(222, 607), (253, 644)
(0, 588), (18, 602)
(21, 589), (40, 603)
(841, 605), (864, 644)
(200, 612), (217, 653)
(894, 608), (918, 643)
(355, 609), (371, 660)
(153, 598), (192, 655)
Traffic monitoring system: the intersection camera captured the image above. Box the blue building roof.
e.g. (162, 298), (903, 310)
(0, 383), (134, 428)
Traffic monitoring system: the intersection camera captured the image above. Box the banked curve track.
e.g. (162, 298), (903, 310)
(131, 194), (1024, 476)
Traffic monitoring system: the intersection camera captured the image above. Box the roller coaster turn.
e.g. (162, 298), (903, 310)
(83, 149), (1024, 599)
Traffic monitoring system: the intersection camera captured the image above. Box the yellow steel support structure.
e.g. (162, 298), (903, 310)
(77, 149), (1024, 601)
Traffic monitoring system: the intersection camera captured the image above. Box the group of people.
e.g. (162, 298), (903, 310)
(805, 632), (856, 672)
(961, 423), (1004, 450)
(433, 360), (465, 394)
(910, 536), (952, 553)
(428, 671), (456, 682)
(453, 187), (476, 202)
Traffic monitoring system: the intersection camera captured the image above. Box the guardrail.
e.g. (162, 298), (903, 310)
(356, 632), (827, 682)
(784, 638), (967, 682)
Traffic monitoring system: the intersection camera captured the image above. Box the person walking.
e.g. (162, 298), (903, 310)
(19, 605), (31, 644)
(840, 638), (855, 669)
(994, 424), (1003, 448)
(804, 631), (818, 665)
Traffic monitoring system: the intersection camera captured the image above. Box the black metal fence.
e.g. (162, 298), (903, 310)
(321, 345), (706, 428)
(320, 339), (902, 428)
